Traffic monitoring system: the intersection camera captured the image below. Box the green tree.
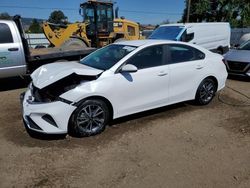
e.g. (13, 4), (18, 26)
(0, 12), (11, 20)
(48, 10), (68, 24)
(181, 0), (250, 27)
(28, 19), (42, 33)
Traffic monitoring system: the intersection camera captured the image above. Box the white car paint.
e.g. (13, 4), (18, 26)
(32, 61), (103, 89)
(22, 40), (228, 134)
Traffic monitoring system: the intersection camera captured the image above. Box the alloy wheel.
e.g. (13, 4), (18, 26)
(199, 81), (215, 103)
(76, 104), (105, 133)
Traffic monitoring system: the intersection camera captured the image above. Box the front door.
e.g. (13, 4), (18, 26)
(112, 44), (170, 117)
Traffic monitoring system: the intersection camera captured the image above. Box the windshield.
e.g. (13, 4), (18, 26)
(80, 44), (137, 70)
(149, 26), (184, 40)
(239, 40), (250, 50)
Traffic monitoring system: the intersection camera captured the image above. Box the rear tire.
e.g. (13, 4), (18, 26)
(114, 38), (126, 43)
(69, 99), (110, 137)
(195, 78), (217, 105)
(61, 38), (87, 49)
(216, 47), (224, 55)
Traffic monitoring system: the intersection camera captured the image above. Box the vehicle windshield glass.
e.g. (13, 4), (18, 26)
(82, 5), (95, 23)
(149, 26), (184, 40)
(80, 44), (137, 70)
(239, 40), (250, 50)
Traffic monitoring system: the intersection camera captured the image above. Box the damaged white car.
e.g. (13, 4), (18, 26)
(21, 40), (228, 137)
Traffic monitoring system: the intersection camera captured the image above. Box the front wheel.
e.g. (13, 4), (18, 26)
(69, 99), (110, 137)
(195, 78), (217, 105)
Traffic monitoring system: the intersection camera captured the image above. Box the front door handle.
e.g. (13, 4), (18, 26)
(158, 71), (168, 76)
(0, 56), (7, 60)
(8, 48), (19, 52)
(196, 65), (204, 70)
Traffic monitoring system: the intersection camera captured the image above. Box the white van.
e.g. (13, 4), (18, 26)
(149, 23), (231, 54)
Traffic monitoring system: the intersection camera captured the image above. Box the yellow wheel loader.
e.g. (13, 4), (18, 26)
(43, 0), (141, 48)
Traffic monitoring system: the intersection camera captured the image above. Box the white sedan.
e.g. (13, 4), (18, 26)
(21, 40), (228, 137)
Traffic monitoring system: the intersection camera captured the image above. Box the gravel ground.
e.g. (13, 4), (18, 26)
(0, 78), (249, 188)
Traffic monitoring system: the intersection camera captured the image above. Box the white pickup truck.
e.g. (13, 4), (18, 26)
(0, 15), (95, 79)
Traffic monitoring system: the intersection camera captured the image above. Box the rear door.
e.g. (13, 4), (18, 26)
(0, 22), (26, 78)
(166, 44), (206, 104)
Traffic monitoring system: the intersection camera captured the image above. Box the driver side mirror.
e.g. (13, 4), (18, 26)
(233, 44), (240, 49)
(120, 64), (138, 73)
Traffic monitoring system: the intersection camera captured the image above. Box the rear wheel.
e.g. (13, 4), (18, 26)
(114, 38), (126, 43)
(195, 78), (217, 105)
(69, 99), (110, 137)
(216, 47), (224, 55)
(61, 38), (87, 49)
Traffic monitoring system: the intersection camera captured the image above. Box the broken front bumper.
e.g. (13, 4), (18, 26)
(21, 89), (76, 134)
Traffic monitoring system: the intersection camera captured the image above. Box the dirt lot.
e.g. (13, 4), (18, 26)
(0, 78), (249, 188)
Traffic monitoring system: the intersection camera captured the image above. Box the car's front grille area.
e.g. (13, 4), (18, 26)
(227, 61), (249, 72)
(30, 84), (53, 103)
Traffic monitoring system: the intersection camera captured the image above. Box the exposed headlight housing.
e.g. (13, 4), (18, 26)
(30, 74), (97, 103)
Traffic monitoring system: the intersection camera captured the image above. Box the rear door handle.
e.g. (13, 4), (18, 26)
(8, 48), (19, 51)
(158, 71), (168, 76)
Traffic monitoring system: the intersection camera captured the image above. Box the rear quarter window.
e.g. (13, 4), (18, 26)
(0, 23), (13, 44)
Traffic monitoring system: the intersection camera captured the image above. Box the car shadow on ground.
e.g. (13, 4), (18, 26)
(0, 76), (30, 91)
(110, 102), (187, 126)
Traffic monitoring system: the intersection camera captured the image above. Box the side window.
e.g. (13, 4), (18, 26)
(180, 30), (194, 42)
(0, 23), (13, 44)
(127, 26), (135, 36)
(126, 45), (164, 69)
(168, 44), (205, 64)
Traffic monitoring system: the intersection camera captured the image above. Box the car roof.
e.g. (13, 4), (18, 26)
(115, 39), (174, 47)
(159, 22), (229, 27)
(0, 19), (15, 25)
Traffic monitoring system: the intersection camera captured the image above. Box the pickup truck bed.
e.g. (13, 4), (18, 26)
(29, 47), (96, 62)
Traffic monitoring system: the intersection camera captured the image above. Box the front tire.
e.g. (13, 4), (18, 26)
(69, 99), (110, 137)
(195, 78), (217, 105)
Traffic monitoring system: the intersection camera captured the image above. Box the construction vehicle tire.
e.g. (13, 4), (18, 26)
(114, 38), (126, 43)
(61, 38), (87, 49)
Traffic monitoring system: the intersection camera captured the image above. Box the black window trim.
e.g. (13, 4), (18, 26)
(115, 44), (168, 73)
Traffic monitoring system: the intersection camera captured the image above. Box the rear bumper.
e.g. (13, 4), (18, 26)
(21, 89), (76, 134)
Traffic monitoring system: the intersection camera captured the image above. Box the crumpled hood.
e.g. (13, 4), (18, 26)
(31, 61), (103, 89)
(224, 49), (250, 63)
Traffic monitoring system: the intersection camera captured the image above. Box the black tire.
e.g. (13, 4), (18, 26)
(216, 47), (224, 55)
(114, 38), (126, 43)
(195, 78), (217, 105)
(69, 99), (110, 137)
(61, 38), (87, 49)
